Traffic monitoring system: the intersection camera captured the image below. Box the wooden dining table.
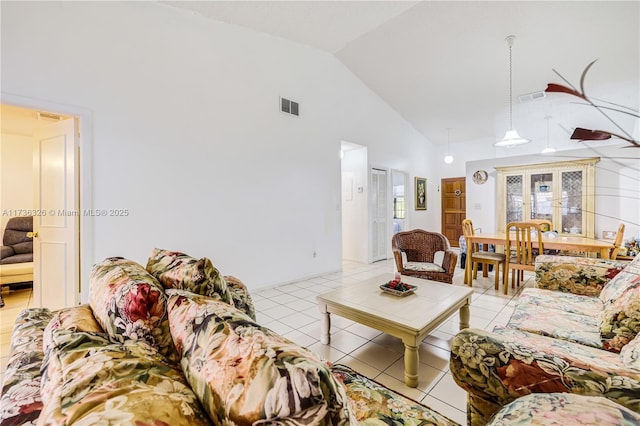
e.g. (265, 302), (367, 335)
(465, 232), (616, 282)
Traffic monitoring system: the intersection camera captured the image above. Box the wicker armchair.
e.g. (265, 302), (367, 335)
(392, 229), (458, 284)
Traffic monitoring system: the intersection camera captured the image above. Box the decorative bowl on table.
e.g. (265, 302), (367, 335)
(380, 279), (416, 297)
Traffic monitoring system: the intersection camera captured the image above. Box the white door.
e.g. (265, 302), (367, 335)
(370, 168), (388, 262)
(33, 119), (79, 310)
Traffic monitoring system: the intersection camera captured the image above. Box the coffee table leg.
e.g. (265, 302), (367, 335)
(403, 341), (419, 388)
(459, 299), (470, 330)
(319, 303), (331, 344)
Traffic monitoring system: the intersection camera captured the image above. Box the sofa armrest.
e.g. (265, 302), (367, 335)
(450, 327), (640, 425)
(534, 255), (626, 297)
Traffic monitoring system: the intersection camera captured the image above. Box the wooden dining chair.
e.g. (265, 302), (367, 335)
(529, 219), (553, 232)
(462, 219), (506, 290)
(610, 223), (625, 260)
(504, 221), (544, 294)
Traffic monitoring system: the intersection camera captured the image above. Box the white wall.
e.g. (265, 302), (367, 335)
(1, 2), (437, 293)
(0, 133), (34, 233)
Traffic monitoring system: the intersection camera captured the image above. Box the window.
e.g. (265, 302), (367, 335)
(393, 196), (405, 219)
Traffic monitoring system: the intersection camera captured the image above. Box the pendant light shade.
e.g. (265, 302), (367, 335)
(494, 35), (531, 147)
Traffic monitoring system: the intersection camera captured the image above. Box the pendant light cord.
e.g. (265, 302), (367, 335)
(508, 40), (513, 131)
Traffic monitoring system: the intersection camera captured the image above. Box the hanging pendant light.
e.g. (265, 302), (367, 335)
(444, 128), (454, 164)
(541, 116), (557, 153)
(494, 35), (531, 147)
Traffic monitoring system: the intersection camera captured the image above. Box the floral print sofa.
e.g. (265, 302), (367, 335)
(450, 254), (640, 425)
(1, 249), (458, 426)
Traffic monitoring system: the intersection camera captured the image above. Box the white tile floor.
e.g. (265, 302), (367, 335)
(0, 257), (535, 424)
(252, 258), (534, 424)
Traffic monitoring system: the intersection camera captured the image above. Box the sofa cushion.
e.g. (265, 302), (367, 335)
(404, 261), (445, 273)
(3, 229), (31, 246)
(600, 255), (640, 303)
(166, 290), (353, 425)
(89, 257), (177, 363)
(489, 393), (640, 425)
(146, 248), (233, 304)
(598, 276), (640, 353)
(12, 241), (33, 255)
(0, 252), (33, 264)
(517, 288), (603, 317)
(1, 245), (14, 259)
(507, 302), (602, 349)
(39, 329), (211, 425)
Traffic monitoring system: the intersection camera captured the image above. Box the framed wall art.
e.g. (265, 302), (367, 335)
(415, 177), (426, 210)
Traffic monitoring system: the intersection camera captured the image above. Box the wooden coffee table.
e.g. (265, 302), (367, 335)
(316, 273), (473, 387)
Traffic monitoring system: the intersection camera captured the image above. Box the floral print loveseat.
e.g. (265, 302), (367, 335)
(451, 254), (640, 425)
(1, 249), (458, 426)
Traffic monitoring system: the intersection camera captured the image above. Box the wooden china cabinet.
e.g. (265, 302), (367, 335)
(495, 158), (599, 238)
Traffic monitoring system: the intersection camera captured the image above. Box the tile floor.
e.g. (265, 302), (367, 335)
(0, 258), (534, 424)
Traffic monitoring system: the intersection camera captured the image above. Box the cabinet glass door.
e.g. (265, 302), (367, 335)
(530, 173), (553, 221)
(561, 170), (583, 234)
(506, 174), (524, 223)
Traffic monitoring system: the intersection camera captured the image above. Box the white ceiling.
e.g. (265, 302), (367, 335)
(161, 1), (639, 146)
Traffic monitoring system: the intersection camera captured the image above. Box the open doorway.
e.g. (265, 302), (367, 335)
(340, 141), (368, 263)
(391, 170), (409, 235)
(1, 104), (81, 310)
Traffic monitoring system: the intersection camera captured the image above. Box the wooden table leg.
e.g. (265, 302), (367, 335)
(319, 303), (331, 344)
(403, 340), (419, 388)
(459, 299), (470, 330)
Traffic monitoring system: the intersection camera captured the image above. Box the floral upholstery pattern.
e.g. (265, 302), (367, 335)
(38, 329), (210, 425)
(535, 254), (627, 297)
(0, 308), (52, 426)
(224, 274), (256, 320)
(599, 277), (640, 352)
(452, 255), (640, 425)
(146, 248), (233, 304)
(42, 304), (103, 355)
(508, 297), (603, 348)
(599, 255), (640, 302)
(89, 256), (177, 363)
(489, 393), (640, 426)
(451, 327), (640, 425)
(516, 287), (603, 317)
(330, 363), (459, 425)
(166, 290), (354, 425)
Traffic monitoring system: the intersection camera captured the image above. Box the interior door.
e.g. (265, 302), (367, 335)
(33, 118), (79, 310)
(370, 168), (388, 262)
(441, 177), (465, 247)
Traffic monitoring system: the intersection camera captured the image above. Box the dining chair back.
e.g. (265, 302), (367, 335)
(611, 223), (626, 260)
(505, 221), (544, 293)
(462, 219), (506, 291)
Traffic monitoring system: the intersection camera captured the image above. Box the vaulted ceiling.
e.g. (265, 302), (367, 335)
(161, 1), (639, 147)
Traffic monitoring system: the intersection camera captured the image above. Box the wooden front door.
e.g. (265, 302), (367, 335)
(441, 177), (466, 247)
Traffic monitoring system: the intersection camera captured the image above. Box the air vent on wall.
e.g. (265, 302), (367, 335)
(280, 97), (299, 116)
(518, 91), (546, 103)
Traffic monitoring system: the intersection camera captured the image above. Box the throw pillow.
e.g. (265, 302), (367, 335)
(146, 248), (233, 304)
(166, 290), (353, 425)
(89, 257), (177, 363)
